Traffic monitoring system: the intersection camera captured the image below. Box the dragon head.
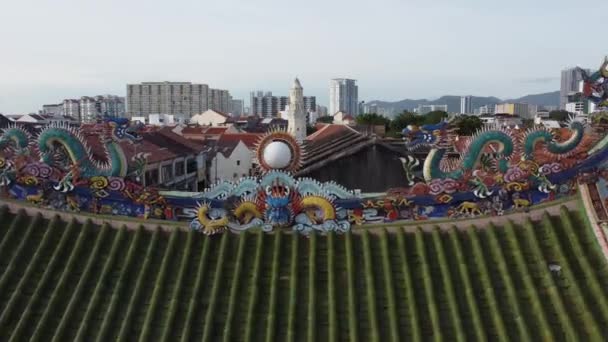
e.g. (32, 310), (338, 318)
(265, 180), (291, 208)
(600, 56), (608, 79)
(401, 121), (455, 150)
(264, 178), (293, 226)
(104, 117), (143, 142)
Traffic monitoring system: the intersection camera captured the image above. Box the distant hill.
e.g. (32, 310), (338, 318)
(366, 91), (559, 115)
(506, 91), (560, 107)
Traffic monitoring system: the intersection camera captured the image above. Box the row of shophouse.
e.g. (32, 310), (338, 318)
(0, 109), (401, 192)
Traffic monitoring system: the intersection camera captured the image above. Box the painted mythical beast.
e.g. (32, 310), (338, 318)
(0, 117), (144, 194)
(36, 117), (142, 178)
(402, 119), (585, 181)
(577, 57), (608, 108)
(191, 172), (353, 235)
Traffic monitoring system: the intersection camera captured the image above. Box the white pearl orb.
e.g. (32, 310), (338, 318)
(263, 141), (292, 169)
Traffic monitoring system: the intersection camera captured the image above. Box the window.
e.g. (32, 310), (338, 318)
(145, 169), (159, 186)
(161, 165), (172, 183)
(175, 162), (185, 176)
(187, 160), (197, 174)
(236, 160), (241, 166)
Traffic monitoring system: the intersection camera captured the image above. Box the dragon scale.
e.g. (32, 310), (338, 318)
(424, 129), (514, 181)
(523, 121), (585, 157)
(0, 127), (30, 151)
(38, 127), (127, 178)
(404, 120), (585, 183)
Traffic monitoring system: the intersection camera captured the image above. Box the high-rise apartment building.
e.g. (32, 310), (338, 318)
(460, 95), (473, 114)
(250, 90), (316, 117)
(127, 82), (214, 117)
(316, 105), (328, 117)
(303, 96), (316, 113)
(62, 99), (80, 119)
(41, 104), (63, 117)
(97, 95), (125, 118)
(329, 78), (358, 116)
(416, 104), (448, 115)
(230, 99), (244, 116)
(478, 105), (495, 115)
(495, 103), (530, 117)
(209, 89), (232, 113)
(560, 67), (590, 110)
(79, 95), (126, 122)
(42, 95), (125, 122)
(80, 97), (98, 122)
(250, 91), (279, 117)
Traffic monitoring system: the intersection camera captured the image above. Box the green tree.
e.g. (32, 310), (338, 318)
(390, 111), (423, 132)
(306, 125), (317, 135)
(453, 115), (483, 135)
(317, 116), (334, 124)
(549, 110), (571, 122)
(423, 110), (448, 125)
(521, 118), (535, 128)
(355, 113), (390, 126)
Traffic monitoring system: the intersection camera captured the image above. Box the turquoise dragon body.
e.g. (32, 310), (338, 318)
(0, 118), (141, 178)
(402, 120), (585, 182)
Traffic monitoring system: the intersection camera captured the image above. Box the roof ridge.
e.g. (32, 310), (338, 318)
(305, 124), (331, 140)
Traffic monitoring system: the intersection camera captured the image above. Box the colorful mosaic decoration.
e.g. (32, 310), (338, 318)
(190, 172), (353, 235)
(3, 60), (608, 235)
(578, 57), (608, 108)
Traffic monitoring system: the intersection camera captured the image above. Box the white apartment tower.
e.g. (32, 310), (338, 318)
(560, 67), (590, 110)
(209, 88), (232, 113)
(460, 95), (473, 114)
(286, 78), (307, 141)
(127, 82), (209, 118)
(62, 99), (80, 119)
(329, 78), (358, 116)
(126, 82), (231, 117)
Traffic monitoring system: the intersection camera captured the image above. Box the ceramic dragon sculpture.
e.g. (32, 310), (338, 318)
(577, 57), (608, 108)
(402, 119), (586, 184)
(36, 117), (142, 178)
(0, 126), (31, 154)
(191, 172), (353, 235)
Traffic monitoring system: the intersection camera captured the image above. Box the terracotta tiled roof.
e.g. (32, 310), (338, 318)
(205, 127), (229, 135)
(124, 140), (177, 164)
(181, 127), (206, 135)
(306, 124), (359, 142)
(181, 126), (228, 135)
(84, 132), (179, 165)
(218, 133), (262, 149)
(208, 133), (261, 158)
(141, 131), (203, 157)
(157, 127), (205, 151)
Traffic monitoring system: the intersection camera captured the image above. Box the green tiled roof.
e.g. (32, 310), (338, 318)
(0, 205), (607, 341)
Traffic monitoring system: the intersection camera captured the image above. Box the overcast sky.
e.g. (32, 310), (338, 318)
(1, 0), (606, 113)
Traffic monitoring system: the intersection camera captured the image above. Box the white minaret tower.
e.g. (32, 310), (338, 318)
(287, 77), (307, 141)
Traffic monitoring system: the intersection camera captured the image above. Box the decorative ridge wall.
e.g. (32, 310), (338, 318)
(0, 58), (607, 235)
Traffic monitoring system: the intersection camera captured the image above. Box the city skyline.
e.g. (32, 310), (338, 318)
(1, 0), (607, 113)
